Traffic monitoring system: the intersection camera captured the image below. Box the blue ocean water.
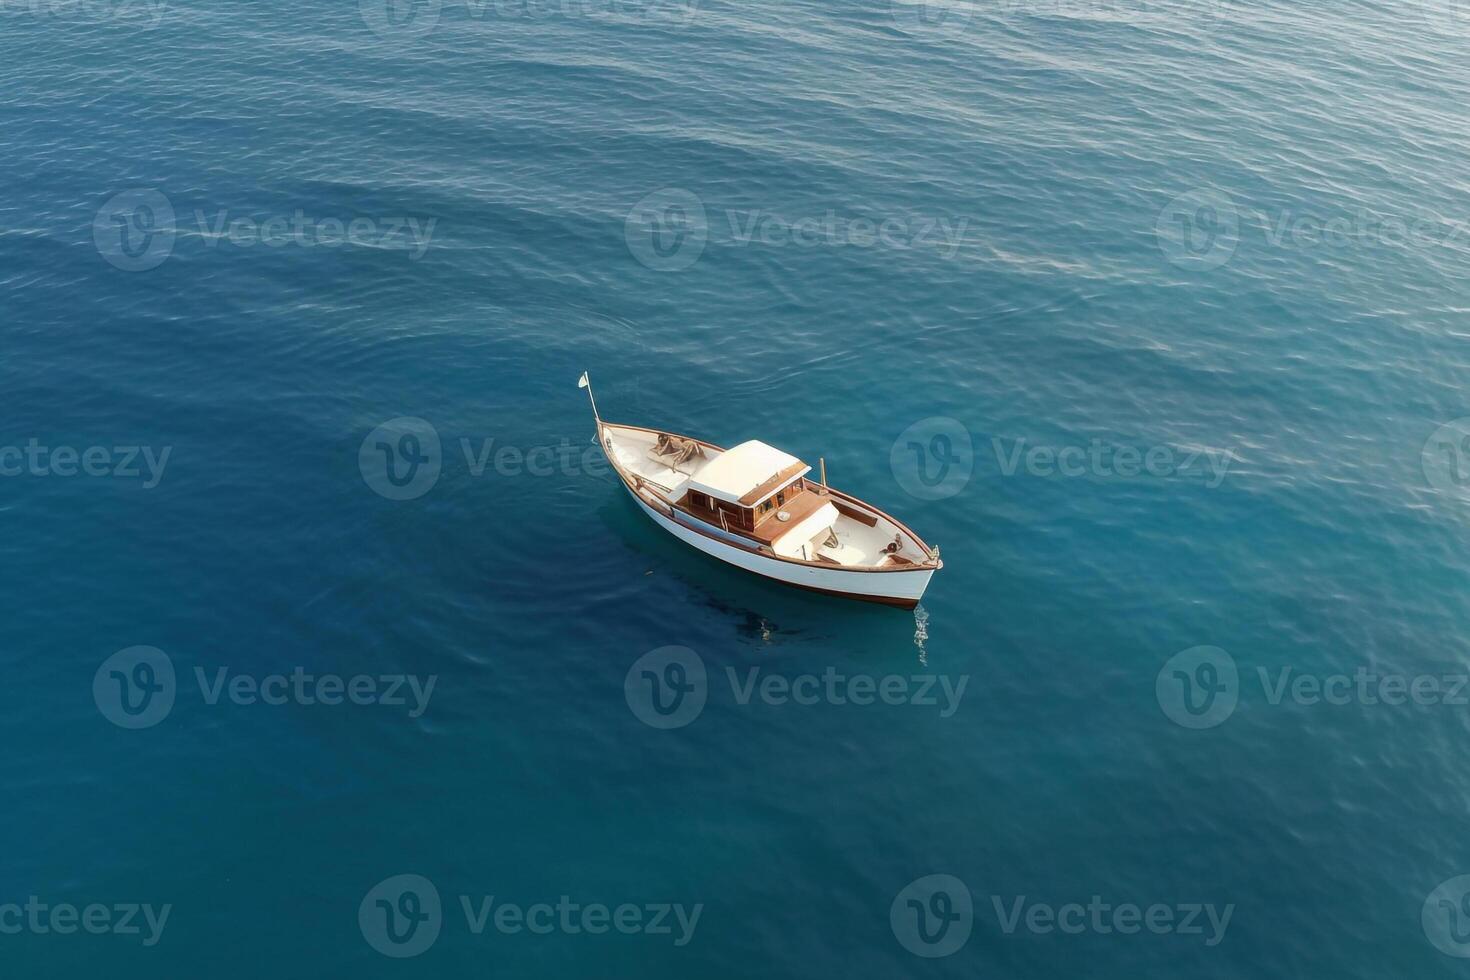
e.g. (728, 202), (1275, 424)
(5, 0), (1470, 974)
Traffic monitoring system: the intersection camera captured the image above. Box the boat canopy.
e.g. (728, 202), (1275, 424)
(680, 440), (810, 507)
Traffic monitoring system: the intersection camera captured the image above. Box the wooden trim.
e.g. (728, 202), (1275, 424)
(667, 505), (772, 557)
(768, 577), (921, 608)
(635, 484), (673, 516)
(601, 421), (722, 454)
(738, 462), (810, 507)
(831, 498), (878, 527)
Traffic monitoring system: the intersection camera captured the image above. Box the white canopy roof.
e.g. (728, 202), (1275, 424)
(683, 440), (810, 506)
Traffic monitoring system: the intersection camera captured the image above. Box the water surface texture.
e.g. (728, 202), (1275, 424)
(4, 0), (1470, 975)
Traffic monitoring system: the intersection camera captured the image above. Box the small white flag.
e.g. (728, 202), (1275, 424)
(578, 372), (588, 389)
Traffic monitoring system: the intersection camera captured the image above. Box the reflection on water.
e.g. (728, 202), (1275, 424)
(913, 604), (929, 666)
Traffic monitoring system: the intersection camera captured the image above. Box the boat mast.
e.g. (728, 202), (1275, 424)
(578, 371), (601, 424)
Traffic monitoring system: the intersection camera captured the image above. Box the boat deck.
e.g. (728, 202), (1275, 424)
(607, 429), (721, 494)
(747, 491), (829, 545)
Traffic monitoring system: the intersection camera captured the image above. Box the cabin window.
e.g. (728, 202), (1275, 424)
(759, 499), (774, 515)
(775, 488), (788, 506)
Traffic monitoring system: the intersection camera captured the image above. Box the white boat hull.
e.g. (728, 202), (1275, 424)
(621, 480), (934, 608)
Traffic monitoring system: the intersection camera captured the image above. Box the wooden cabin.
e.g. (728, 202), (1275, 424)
(669, 441), (843, 560)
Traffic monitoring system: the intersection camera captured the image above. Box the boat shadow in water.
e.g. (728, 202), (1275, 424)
(595, 494), (927, 655)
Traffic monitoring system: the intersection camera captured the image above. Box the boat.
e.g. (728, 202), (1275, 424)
(580, 373), (941, 608)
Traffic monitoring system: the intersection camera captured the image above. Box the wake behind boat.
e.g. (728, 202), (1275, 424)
(581, 373), (940, 608)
